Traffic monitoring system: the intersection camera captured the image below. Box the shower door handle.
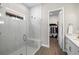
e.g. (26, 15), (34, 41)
(0, 32), (2, 35)
(23, 34), (27, 41)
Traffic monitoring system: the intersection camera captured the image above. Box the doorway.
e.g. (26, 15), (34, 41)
(48, 8), (64, 51)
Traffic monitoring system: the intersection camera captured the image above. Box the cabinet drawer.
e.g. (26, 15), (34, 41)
(73, 46), (79, 55)
(66, 37), (79, 55)
(66, 38), (76, 55)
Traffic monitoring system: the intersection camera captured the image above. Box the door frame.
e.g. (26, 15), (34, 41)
(48, 7), (65, 51)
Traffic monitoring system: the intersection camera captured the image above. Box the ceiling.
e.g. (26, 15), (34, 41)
(23, 3), (40, 8)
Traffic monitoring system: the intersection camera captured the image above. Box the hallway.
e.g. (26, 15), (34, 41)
(35, 38), (65, 55)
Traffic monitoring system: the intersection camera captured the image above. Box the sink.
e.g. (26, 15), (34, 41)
(73, 34), (79, 40)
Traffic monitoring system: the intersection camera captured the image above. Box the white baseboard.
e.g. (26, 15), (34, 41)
(33, 44), (50, 55)
(42, 44), (49, 48)
(33, 47), (41, 55)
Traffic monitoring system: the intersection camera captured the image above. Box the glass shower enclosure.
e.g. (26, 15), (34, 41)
(26, 16), (41, 55)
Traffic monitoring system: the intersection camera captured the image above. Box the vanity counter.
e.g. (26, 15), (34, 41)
(66, 34), (79, 48)
(65, 34), (79, 55)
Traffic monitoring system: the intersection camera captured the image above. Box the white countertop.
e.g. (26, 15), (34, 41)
(66, 34), (79, 48)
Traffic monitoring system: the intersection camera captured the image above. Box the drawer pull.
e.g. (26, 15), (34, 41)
(69, 47), (72, 52)
(23, 34), (26, 41)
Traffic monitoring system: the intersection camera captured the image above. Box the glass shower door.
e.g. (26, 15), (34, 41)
(26, 16), (41, 55)
(0, 17), (27, 55)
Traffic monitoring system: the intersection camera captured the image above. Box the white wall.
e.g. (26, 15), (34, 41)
(29, 5), (41, 40)
(73, 4), (79, 33)
(41, 3), (79, 47)
(2, 3), (29, 15)
(30, 5), (41, 18)
(49, 15), (58, 24)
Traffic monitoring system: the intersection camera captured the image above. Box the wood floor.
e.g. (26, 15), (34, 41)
(35, 38), (65, 55)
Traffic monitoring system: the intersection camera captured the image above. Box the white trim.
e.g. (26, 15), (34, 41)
(33, 47), (41, 55)
(42, 44), (49, 48)
(48, 10), (50, 48)
(62, 7), (65, 51)
(48, 7), (65, 51)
